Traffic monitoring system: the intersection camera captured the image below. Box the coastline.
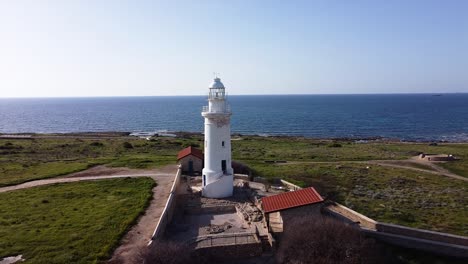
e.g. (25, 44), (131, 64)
(1, 131), (468, 143)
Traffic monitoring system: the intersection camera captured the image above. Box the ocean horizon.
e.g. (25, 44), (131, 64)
(1, 94), (467, 142)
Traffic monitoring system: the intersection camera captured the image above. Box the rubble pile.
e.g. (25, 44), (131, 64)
(236, 203), (263, 224)
(205, 222), (233, 234)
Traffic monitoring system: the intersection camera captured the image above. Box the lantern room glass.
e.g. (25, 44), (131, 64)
(209, 87), (225, 99)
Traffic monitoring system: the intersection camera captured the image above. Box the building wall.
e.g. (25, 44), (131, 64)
(277, 203), (323, 233)
(178, 155), (203, 175)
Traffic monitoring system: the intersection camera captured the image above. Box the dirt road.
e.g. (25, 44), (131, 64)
(277, 159), (467, 182)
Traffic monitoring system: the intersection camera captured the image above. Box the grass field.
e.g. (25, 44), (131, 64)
(0, 136), (197, 186)
(1, 135), (467, 187)
(250, 162), (468, 235)
(0, 177), (155, 263)
(231, 136), (468, 236)
(1, 134), (467, 236)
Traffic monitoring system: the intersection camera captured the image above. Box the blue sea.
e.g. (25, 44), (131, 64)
(0, 94), (467, 142)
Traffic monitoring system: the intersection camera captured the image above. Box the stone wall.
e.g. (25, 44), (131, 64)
(193, 241), (263, 260)
(271, 180), (468, 258)
(376, 223), (468, 246)
(185, 205), (236, 215)
(323, 202), (468, 258)
(280, 179), (302, 191)
(323, 203), (377, 230)
(149, 167), (181, 242)
(280, 204), (322, 226)
(363, 229), (468, 258)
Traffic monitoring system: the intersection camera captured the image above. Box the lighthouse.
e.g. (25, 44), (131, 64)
(201, 77), (234, 198)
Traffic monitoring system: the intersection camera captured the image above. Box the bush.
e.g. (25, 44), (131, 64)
(123, 142), (133, 149)
(182, 142), (200, 148)
(90, 142), (104, 147)
(328, 142), (342, 148)
(276, 218), (392, 264)
(232, 160), (251, 175)
(140, 241), (192, 264)
(0, 143), (23, 150)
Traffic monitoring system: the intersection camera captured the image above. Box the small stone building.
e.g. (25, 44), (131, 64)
(261, 187), (324, 235)
(177, 146), (203, 176)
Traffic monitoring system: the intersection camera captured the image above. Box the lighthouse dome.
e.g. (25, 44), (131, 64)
(209, 77), (225, 89)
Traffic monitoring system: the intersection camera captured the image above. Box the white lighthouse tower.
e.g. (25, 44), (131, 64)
(201, 77), (234, 198)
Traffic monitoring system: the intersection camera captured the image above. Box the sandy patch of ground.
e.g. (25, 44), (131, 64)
(66, 165), (176, 178)
(0, 255), (24, 264)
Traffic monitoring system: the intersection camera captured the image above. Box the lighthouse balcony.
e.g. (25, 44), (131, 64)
(202, 105), (231, 114)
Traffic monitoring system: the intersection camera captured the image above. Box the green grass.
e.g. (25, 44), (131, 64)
(439, 160), (468, 178)
(0, 177), (155, 263)
(248, 162), (468, 236)
(0, 136), (201, 186)
(2, 135), (467, 186)
(0, 161), (91, 187)
(1, 135), (467, 236)
(232, 137), (468, 235)
(378, 161), (437, 171)
(231, 137), (468, 177)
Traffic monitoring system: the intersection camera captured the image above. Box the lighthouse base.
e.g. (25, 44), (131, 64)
(202, 174), (234, 198)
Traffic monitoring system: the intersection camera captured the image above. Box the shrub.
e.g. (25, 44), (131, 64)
(123, 142), (133, 149)
(232, 160), (251, 175)
(140, 241), (192, 264)
(182, 142), (200, 148)
(276, 218), (392, 264)
(328, 142), (342, 148)
(90, 142), (104, 147)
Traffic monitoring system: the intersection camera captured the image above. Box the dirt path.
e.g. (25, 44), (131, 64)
(0, 165), (179, 264)
(277, 159), (468, 182)
(108, 165), (178, 264)
(368, 161), (468, 182)
(0, 174), (156, 193)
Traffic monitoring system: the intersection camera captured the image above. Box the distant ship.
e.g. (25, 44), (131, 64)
(432, 94), (443, 96)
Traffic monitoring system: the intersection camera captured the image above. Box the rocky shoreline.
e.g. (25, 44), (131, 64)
(1, 131), (467, 143)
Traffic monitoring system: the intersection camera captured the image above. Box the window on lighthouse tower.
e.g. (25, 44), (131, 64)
(222, 141), (225, 147)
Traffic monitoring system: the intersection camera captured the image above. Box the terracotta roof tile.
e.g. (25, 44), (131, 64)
(177, 146), (204, 160)
(262, 187), (323, 213)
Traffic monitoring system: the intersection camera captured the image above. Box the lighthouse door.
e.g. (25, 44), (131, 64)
(221, 160), (227, 174)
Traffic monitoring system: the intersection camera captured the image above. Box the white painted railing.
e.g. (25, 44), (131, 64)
(201, 105), (231, 113)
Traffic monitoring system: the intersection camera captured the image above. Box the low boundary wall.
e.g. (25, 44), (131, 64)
(323, 203), (468, 258)
(149, 167), (181, 243)
(281, 179), (468, 258)
(362, 229), (468, 258)
(323, 203), (377, 230)
(376, 223), (468, 247)
(280, 179), (302, 191)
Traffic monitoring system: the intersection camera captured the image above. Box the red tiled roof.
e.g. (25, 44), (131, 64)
(261, 187), (324, 213)
(177, 146), (204, 160)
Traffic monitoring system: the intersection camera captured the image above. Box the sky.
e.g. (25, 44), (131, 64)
(0, 0), (467, 97)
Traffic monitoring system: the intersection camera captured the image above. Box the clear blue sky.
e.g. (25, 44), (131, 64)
(0, 0), (467, 97)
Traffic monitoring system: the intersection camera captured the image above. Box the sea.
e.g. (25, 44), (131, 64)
(0, 94), (467, 142)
